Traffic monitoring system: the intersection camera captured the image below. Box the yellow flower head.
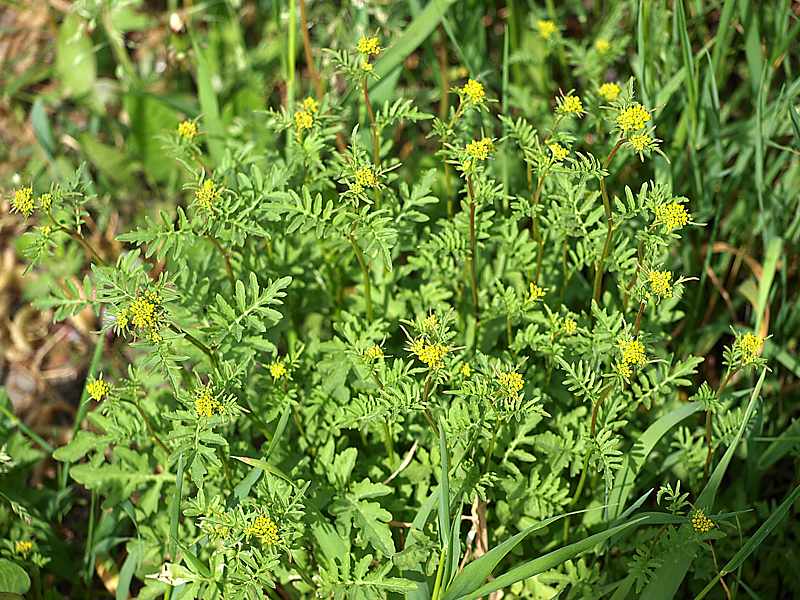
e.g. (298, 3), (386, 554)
(737, 332), (764, 365)
(361, 61), (374, 72)
(418, 344), (449, 368)
(548, 143), (568, 162)
(409, 338), (425, 356)
(655, 202), (690, 231)
(690, 509), (715, 534)
(303, 97), (319, 113)
(129, 297), (157, 329)
(598, 82), (621, 102)
(465, 137), (494, 161)
(115, 308), (130, 331)
(595, 38), (611, 53)
(618, 338), (646, 367)
(246, 515), (279, 545)
(616, 103), (651, 132)
(630, 133), (656, 154)
(498, 370), (524, 394)
(563, 317), (577, 335)
(194, 179), (221, 210)
(615, 360), (632, 380)
(423, 313), (438, 332)
(648, 270), (673, 298)
(177, 120), (198, 140)
(269, 361), (287, 380)
(461, 79), (486, 104)
(15, 540), (33, 557)
(38, 193), (53, 211)
(87, 377), (111, 402)
(558, 94), (584, 117)
(529, 282), (546, 301)
(357, 36), (381, 57)
(11, 187), (34, 218)
(194, 386), (218, 418)
(460, 363), (471, 377)
(365, 345), (384, 361)
(537, 20), (557, 40)
(354, 166), (379, 189)
(294, 110), (314, 133)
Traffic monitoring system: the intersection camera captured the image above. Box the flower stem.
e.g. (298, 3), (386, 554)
(590, 383), (613, 437)
(466, 175), (480, 321)
(531, 175), (546, 281)
(349, 236), (373, 322)
(206, 234), (235, 287)
(482, 424), (500, 475)
(705, 369), (735, 477)
(298, 0), (323, 100)
(592, 140), (624, 306)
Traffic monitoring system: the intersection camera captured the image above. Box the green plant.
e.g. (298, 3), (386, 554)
(1, 1), (798, 599)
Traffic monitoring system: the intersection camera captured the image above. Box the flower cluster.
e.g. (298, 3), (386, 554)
(365, 344), (384, 361)
(548, 142), (569, 162)
(294, 109), (313, 133)
(465, 137), (494, 161)
(246, 514), (279, 545)
(269, 361), (287, 380)
(598, 82), (621, 102)
(537, 19), (557, 40)
(460, 363), (471, 377)
(498, 370), (524, 395)
(460, 79), (485, 105)
(616, 103), (651, 132)
(115, 291), (164, 342)
(87, 377), (111, 402)
(629, 133), (657, 155)
(357, 36), (381, 72)
(177, 120), (198, 141)
(354, 166), (379, 190)
(529, 282), (546, 302)
(558, 93), (584, 116)
(11, 186), (34, 217)
(563, 317), (577, 335)
(15, 540), (33, 557)
(655, 202), (690, 231)
(194, 179), (222, 210)
(736, 332), (764, 365)
(690, 509), (715, 534)
(595, 38), (611, 53)
(194, 385), (222, 418)
(616, 338), (647, 380)
(417, 344), (449, 368)
(648, 270), (673, 298)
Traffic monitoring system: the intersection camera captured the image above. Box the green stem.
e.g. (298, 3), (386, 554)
(362, 78), (381, 167)
(466, 175), (480, 321)
(0, 403), (53, 453)
(530, 175), (546, 281)
(382, 421), (396, 465)
(168, 323), (219, 370)
(705, 369), (735, 477)
(431, 546), (448, 600)
(349, 237), (373, 322)
(482, 424), (500, 475)
(131, 398), (169, 455)
(592, 140), (624, 306)
(590, 384), (613, 437)
(205, 235), (235, 287)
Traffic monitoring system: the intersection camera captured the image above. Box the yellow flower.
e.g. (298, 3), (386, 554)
(177, 120), (198, 140)
(465, 137), (494, 161)
(423, 314), (438, 332)
(737, 332), (764, 365)
(529, 282), (546, 301)
(498, 370), (524, 394)
(418, 344), (449, 368)
(563, 317), (577, 335)
(409, 338), (425, 356)
(548, 143), (568, 162)
(648, 270), (673, 298)
(194, 179), (221, 210)
(537, 19), (557, 40)
(194, 386), (218, 418)
(129, 297), (157, 329)
(365, 345), (384, 361)
(11, 187), (34, 218)
(598, 82), (621, 102)
(87, 377), (110, 402)
(618, 338), (646, 367)
(654, 202), (690, 231)
(460, 363), (471, 377)
(354, 166), (379, 189)
(15, 540), (33, 557)
(357, 36), (382, 57)
(461, 79), (486, 104)
(629, 133), (655, 154)
(361, 61), (374, 72)
(246, 515), (279, 545)
(38, 193), (52, 211)
(558, 94), (584, 116)
(615, 361), (632, 380)
(690, 509), (715, 534)
(303, 97), (319, 113)
(115, 308), (130, 331)
(616, 103), (651, 132)
(294, 110), (314, 133)
(595, 38), (611, 53)
(269, 361), (287, 380)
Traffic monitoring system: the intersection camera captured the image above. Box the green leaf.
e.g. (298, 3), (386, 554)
(70, 464), (175, 489)
(0, 559), (30, 594)
(231, 455), (292, 483)
(30, 98), (55, 158)
(193, 39), (224, 163)
(56, 13), (96, 98)
(454, 517), (649, 599)
(53, 431), (110, 463)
